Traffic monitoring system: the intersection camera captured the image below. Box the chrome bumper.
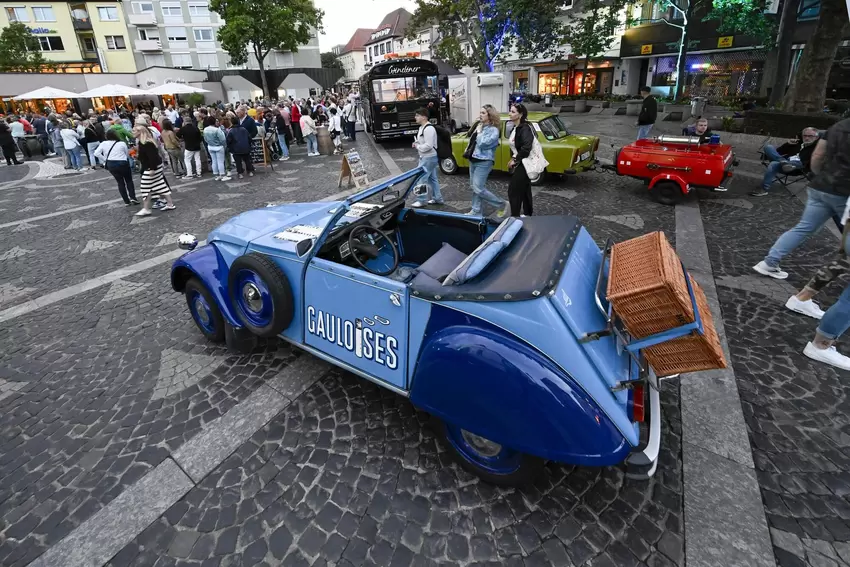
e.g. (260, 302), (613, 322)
(625, 368), (662, 480)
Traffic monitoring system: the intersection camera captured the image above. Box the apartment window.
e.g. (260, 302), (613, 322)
(132, 1), (154, 13)
(144, 53), (165, 66)
(165, 27), (187, 41)
(97, 6), (119, 20)
(105, 35), (126, 49)
(171, 52), (192, 68)
(161, 4), (183, 19)
(798, 0), (820, 19)
(385, 40), (391, 54)
(188, 3), (210, 15)
(193, 27), (214, 41)
(32, 6), (55, 21)
(379, 43), (385, 55)
(198, 52), (218, 69)
(368, 46), (372, 57)
(5, 7), (29, 22)
(38, 36), (64, 51)
(82, 37), (96, 51)
(138, 28), (159, 40)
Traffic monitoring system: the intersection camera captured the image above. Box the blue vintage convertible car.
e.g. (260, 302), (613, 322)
(171, 167), (663, 485)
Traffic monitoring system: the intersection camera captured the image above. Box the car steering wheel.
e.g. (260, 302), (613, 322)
(347, 225), (399, 276)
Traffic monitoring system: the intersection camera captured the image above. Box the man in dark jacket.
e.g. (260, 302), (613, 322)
(636, 86), (657, 140)
(236, 106), (258, 139)
(226, 122), (255, 178)
(178, 116), (203, 177)
(752, 127), (820, 197)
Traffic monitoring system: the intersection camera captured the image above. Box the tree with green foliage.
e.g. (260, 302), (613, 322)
(703, 0), (776, 45)
(783, 0), (850, 112)
(321, 51), (342, 69)
(0, 22), (50, 73)
(210, 0), (323, 97)
(640, 0), (693, 101)
(406, 0), (568, 72)
(562, 0), (632, 95)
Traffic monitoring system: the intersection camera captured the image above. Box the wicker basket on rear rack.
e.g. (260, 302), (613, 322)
(606, 231), (726, 376)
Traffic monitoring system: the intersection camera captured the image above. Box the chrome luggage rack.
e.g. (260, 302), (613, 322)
(582, 239), (705, 379)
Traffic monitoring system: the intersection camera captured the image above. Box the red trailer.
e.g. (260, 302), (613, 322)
(608, 136), (737, 205)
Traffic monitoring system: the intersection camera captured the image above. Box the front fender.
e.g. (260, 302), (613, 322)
(171, 243), (241, 327)
(649, 173), (689, 193)
(409, 308), (630, 466)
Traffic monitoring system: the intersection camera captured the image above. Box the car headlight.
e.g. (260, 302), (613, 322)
(382, 122), (390, 130)
(178, 233), (198, 250)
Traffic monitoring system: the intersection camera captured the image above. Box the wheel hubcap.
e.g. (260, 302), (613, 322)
(194, 298), (210, 325)
(242, 283), (263, 313)
(443, 159), (454, 171)
(461, 430), (502, 457)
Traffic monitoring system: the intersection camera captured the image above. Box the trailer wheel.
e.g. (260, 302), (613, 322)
(651, 181), (684, 205)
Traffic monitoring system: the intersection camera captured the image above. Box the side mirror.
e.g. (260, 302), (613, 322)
(412, 184), (428, 198)
(382, 190), (400, 203)
(178, 233), (198, 251)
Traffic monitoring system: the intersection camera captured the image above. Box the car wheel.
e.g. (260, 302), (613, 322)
(228, 253), (294, 338)
(651, 180), (684, 205)
(440, 156), (458, 175)
(185, 278), (225, 343)
(435, 418), (544, 486)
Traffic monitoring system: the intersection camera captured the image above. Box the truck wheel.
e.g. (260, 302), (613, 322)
(185, 278), (225, 343)
(435, 418), (544, 486)
(228, 253), (294, 338)
(651, 181), (684, 205)
(440, 156), (458, 175)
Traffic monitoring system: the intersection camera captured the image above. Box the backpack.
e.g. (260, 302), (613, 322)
(428, 124), (453, 160)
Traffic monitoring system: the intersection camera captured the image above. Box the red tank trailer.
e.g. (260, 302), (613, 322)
(608, 136), (737, 205)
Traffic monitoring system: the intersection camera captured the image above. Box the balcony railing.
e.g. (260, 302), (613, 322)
(135, 39), (162, 51)
(128, 13), (157, 25)
(72, 17), (92, 30)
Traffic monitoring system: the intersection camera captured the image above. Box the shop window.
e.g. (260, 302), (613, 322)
(5, 7), (29, 22)
(513, 70), (529, 93)
(798, 0), (819, 19)
(38, 36), (64, 51)
(538, 72), (564, 95)
(32, 7), (55, 21)
(97, 6), (119, 21)
(105, 35), (126, 49)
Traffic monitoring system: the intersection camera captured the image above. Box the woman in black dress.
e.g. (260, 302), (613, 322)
(0, 122), (22, 165)
(506, 103), (535, 217)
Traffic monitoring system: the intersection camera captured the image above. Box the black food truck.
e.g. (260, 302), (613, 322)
(360, 58), (442, 141)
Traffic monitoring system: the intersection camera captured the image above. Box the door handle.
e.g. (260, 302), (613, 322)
(389, 293), (401, 307)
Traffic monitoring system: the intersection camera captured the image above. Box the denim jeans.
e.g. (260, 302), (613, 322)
(306, 133), (318, 154)
(67, 146), (83, 169)
(277, 134), (290, 158)
(765, 188), (850, 267)
(763, 157), (802, 190)
(207, 146), (225, 176)
(637, 124), (653, 140)
(762, 144), (784, 162)
(469, 160), (504, 214)
(818, 283), (850, 340)
(87, 141), (101, 166)
(416, 155), (443, 204)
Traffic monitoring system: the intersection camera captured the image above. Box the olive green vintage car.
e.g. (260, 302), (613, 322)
(439, 112), (599, 184)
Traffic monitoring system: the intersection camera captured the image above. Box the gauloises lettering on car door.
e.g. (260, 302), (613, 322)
(307, 306), (399, 369)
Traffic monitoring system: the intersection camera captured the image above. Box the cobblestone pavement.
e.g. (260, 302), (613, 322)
(1, 128), (778, 567)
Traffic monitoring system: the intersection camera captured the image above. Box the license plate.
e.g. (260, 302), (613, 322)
(404, 129), (418, 135)
(580, 151), (590, 162)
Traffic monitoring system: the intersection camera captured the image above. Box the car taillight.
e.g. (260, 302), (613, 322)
(632, 383), (646, 422)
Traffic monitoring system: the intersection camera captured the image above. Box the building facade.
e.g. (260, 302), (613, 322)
(338, 28), (372, 81)
(364, 8), (413, 67)
(121, 0), (320, 72)
(0, 0), (137, 72)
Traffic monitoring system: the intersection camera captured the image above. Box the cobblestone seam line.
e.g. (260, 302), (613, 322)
(367, 134), (404, 176)
(28, 355), (331, 567)
(675, 199), (776, 567)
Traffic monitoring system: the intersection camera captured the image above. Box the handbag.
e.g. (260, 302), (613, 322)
(463, 131), (478, 160)
(521, 125), (549, 178)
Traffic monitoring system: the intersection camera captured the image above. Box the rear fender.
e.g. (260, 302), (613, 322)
(171, 243), (241, 327)
(409, 306), (631, 466)
(649, 173), (689, 193)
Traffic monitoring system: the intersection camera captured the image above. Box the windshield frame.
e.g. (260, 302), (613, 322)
(537, 116), (570, 141)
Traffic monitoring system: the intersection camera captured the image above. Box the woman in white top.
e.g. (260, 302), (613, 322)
(299, 108), (319, 156)
(60, 122), (84, 171)
(94, 129), (138, 205)
(328, 107), (343, 155)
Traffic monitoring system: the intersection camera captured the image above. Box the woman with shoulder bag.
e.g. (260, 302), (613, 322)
(507, 103), (535, 217)
(465, 105), (508, 217)
(94, 129), (138, 205)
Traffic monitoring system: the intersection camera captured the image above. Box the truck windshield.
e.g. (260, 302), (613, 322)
(538, 116), (570, 140)
(372, 76), (438, 103)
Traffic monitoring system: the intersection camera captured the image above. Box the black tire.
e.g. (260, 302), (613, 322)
(439, 156), (458, 175)
(651, 180), (684, 205)
(228, 253), (294, 338)
(185, 278), (225, 343)
(433, 417), (545, 486)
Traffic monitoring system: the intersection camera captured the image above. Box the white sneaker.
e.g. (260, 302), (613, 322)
(280, 156), (290, 161)
(134, 208), (152, 216)
(804, 343), (850, 371)
(213, 176), (221, 181)
(753, 260), (788, 280)
(220, 176), (232, 181)
(411, 201), (423, 208)
(786, 296), (825, 319)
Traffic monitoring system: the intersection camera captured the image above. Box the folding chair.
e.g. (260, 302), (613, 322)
(758, 140), (808, 191)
